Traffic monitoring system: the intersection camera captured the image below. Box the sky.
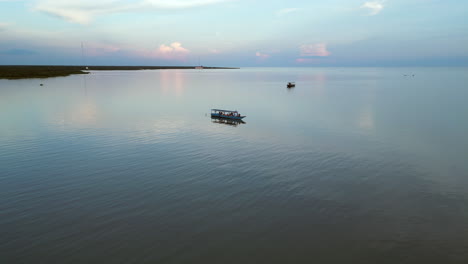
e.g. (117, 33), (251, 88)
(0, 0), (467, 66)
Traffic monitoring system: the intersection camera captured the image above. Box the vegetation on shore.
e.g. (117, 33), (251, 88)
(0, 65), (239, 80)
(0, 66), (88, 79)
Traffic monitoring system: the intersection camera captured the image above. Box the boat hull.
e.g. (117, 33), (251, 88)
(211, 113), (245, 120)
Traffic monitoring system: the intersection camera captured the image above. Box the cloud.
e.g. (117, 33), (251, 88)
(255, 51), (270, 59)
(299, 43), (331, 57)
(0, 22), (9, 31)
(295, 58), (320, 64)
(82, 43), (122, 56)
(144, 0), (232, 9)
(151, 42), (190, 61)
(277, 8), (298, 16)
(33, 0), (232, 24)
(34, 0), (130, 24)
(360, 1), (385, 16)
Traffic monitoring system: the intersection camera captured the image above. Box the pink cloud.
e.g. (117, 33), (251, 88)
(255, 51), (270, 59)
(152, 42), (190, 61)
(300, 43), (331, 57)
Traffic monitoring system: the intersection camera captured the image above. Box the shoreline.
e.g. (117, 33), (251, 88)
(0, 65), (240, 80)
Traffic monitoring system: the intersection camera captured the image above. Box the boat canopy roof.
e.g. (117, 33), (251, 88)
(211, 109), (238, 113)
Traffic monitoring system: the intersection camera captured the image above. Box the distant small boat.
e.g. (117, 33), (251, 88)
(211, 109), (246, 120)
(287, 82), (295, 88)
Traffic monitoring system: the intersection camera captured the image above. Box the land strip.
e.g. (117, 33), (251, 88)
(0, 65), (239, 79)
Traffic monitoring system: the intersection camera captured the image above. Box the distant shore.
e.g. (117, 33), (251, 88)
(0, 65), (240, 80)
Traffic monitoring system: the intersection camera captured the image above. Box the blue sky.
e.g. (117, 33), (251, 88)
(1, 0), (467, 66)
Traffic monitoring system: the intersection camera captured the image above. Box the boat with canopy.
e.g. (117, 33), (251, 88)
(211, 109), (246, 120)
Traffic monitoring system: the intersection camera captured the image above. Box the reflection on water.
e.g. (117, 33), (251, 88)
(1, 67), (468, 264)
(211, 116), (246, 126)
(160, 70), (186, 96)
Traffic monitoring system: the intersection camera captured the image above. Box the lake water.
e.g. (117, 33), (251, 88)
(1, 67), (468, 263)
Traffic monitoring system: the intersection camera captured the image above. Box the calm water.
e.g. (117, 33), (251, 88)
(1, 67), (468, 263)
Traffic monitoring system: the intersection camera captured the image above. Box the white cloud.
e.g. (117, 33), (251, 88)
(34, 0), (133, 24)
(299, 43), (330, 57)
(33, 0), (232, 24)
(360, 1), (385, 16)
(277, 8), (298, 16)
